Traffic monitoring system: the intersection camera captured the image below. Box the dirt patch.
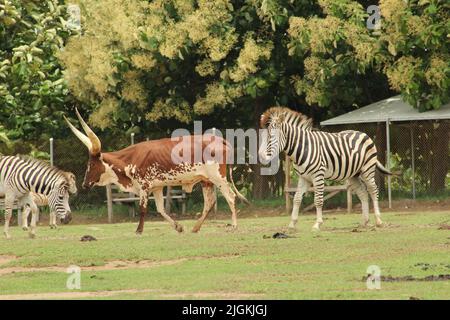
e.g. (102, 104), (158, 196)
(0, 289), (261, 300)
(0, 289), (157, 300)
(363, 274), (450, 282)
(0, 255), (17, 266)
(0, 259), (185, 276)
(160, 292), (262, 299)
(0, 253), (240, 276)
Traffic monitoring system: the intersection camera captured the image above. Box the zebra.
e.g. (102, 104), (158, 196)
(0, 155), (73, 239)
(22, 171), (77, 230)
(258, 107), (392, 231)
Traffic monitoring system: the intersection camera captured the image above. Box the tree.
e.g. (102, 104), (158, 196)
(378, 0), (449, 111)
(0, 0), (72, 140)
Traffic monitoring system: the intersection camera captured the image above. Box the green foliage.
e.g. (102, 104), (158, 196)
(379, 0), (450, 111)
(0, 0), (71, 139)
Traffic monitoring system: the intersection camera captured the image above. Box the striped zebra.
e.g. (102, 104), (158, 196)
(22, 171), (77, 230)
(259, 107), (392, 231)
(0, 156), (73, 239)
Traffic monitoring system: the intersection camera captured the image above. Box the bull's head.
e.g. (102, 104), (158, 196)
(64, 109), (113, 189)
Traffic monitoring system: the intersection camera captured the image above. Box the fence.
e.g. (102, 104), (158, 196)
(2, 121), (448, 223)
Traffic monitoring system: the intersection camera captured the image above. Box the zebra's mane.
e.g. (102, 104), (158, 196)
(18, 156), (68, 182)
(260, 107), (313, 130)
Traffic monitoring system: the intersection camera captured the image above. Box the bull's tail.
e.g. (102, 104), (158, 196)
(228, 166), (250, 205)
(376, 160), (393, 175)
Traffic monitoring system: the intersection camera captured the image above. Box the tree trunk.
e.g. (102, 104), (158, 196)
(429, 122), (449, 193)
(251, 97), (270, 199)
(375, 122), (386, 195)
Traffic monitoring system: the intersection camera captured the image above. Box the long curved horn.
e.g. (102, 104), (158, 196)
(64, 115), (93, 152)
(75, 108), (101, 154)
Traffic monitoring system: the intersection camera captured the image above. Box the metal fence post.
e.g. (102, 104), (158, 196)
(212, 128), (218, 213)
(386, 119), (392, 209)
(49, 137), (54, 167)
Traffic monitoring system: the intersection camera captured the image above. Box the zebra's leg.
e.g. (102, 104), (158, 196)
(288, 177), (310, 230)
(192, 182), (216, 233)
(3, 195), (14, 239)
(50, 211), (57, 229)
(153, 188), (184, 233)
(312, 174), (325, 231)
(28, 202), (39, 238)
(22, 204), (31, 231)
(361, 170), (383, 227)
(348, 177), (370, 226)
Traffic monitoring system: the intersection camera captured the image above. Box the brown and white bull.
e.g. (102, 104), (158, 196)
(64, 109), (248, 234)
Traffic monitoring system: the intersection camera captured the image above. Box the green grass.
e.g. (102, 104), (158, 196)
(0, 209), (449, 300)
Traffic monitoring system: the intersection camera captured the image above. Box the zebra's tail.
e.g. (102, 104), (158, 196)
(228, 166), (250, 205)
(376, 160), (393, 175)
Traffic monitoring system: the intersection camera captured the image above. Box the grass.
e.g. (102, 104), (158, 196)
(0, 209), (449, 300)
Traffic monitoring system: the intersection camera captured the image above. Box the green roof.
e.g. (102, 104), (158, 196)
(320, 95), (450, 126)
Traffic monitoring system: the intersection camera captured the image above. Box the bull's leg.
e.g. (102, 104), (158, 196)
(153, 188), (184, 233)
(348, 177), (370, 226)
(312, 174), (325, 231)
(22, 204), (31, 231)
(135, 203), (147, 235)
(289, 177), (310, 230)
(3, 195), (14, 239)
(210, 177), (237, 229)
(192, 183), (216, 233)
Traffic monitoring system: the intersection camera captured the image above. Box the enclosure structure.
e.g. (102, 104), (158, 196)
(319, 95), (450, 208)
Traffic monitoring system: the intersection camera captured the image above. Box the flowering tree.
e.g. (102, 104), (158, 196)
(0, 0), (71, 139)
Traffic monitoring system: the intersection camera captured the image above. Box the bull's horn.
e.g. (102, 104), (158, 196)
(75, 108), (101, 155)
(64, 115), (93, 152)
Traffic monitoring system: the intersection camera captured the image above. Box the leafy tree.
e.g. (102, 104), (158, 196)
(378, 0), (449, 111)
(0, 0), (71, 139)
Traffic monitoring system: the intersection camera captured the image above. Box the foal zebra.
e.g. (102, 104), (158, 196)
(0, 156), (73, 238)
(259, 107), (391, 231)
(22, 171), (77, 230)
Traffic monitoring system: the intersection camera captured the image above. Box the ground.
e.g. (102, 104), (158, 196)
(0, 208), (449, 300)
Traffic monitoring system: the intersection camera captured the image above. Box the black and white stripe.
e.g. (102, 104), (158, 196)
(0, 156), (72, 238)
(260, 107), (391, 230)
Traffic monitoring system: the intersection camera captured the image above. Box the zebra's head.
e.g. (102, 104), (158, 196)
(258, 109), (287, 162)
(47, 177), (73, 224)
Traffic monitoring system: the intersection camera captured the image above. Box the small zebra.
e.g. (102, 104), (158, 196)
(259, 107), (392, 231)
(0, 155), (73, 239)
(22, 171), (77, 230)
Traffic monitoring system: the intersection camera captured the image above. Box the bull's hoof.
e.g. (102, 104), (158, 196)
(4, 232), (11, 240)
(174, 223), (184, 233)
(312, 224), (321, 232)
(22, 226), (29, 231)
(376, 220), (384, 227)
(191, 227), (200, 233)
(135, 230), (143, 235)
(29, 233), (36, 239)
